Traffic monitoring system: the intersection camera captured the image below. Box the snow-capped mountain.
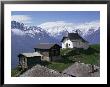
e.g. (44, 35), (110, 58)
(11, 21), (47, 38)
(12, 21), (100, 38)
(11, 20), (100, 41)
(38, 21), (100, 38)
(84, 29), (100, 44)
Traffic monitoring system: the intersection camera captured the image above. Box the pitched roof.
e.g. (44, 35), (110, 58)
(61, 37), (68, 42)
(61, 33), (88, 43)
(19, 52), (43, 57)
(35, 43), (61, 49)
(68, 33), (88, 42)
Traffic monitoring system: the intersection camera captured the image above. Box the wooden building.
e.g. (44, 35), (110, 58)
(34, 43), (61, 61)
(18, 43), (61, 69)
(18, 52), (43, 69)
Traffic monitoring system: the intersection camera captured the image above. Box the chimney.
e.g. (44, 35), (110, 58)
(75, 30), (78, 33)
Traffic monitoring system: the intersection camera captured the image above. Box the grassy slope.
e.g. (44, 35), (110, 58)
(11, 67), (22, 77)
(61, 44), (100, 66)
(43, 58), (74, 72)
(44, 44), (100, 72)
(28, 58), (74, 72)
(11, 67), (26, 77)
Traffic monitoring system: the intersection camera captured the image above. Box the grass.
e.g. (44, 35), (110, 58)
(11, 66), (26, 77)
(40, 58), (74, 72)
(46, 58), (74, 72)
(47, 62), (72, 72)
(60, 44), (100, 66)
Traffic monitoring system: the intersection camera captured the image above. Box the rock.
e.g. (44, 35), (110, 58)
(62, 62), (100, 77)
(20, 64), (70, 77)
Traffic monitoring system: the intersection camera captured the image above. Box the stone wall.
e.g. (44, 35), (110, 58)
(41, 51), (50, 61)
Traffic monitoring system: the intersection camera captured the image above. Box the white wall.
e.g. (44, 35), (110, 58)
(62, 39), (89, 49)
(62, 38), (73, 48)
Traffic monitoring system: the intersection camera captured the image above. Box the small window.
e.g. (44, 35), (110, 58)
(69, 44), (70, 46)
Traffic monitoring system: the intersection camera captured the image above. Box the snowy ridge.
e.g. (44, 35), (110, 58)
(12, 28), (42, 38)
(11, 20), (100, 38)
(38, 21), (100, 37)
(11, 21), (47, 38)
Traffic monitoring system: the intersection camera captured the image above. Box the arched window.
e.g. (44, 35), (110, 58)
(66, 43), (68, 48)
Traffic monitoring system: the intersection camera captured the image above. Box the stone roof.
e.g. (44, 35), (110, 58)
(61, 33), (88, 43)
(19, 52), (43, 57)
(35, 43), (61, 49)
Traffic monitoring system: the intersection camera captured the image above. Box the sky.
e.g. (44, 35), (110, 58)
(11, 11), (100, 25)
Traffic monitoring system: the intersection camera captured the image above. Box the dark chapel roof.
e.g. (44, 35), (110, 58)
(61, 33), (88, 43)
